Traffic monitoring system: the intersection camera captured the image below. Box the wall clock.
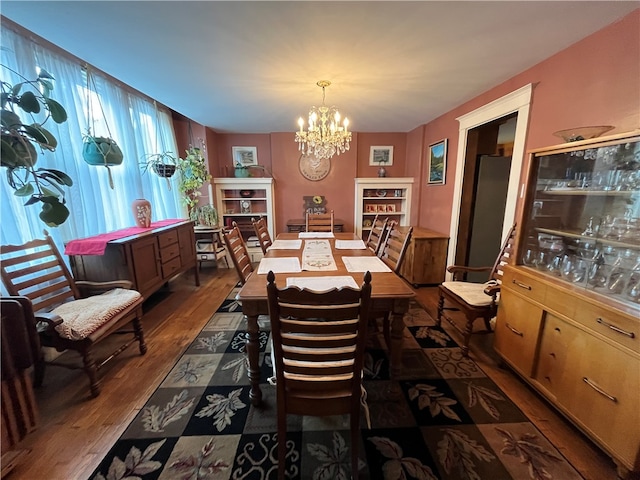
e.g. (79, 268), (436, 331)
(299, 153), (330, 181)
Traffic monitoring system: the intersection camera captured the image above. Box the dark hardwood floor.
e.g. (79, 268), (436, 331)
(2, 266), (623, 479)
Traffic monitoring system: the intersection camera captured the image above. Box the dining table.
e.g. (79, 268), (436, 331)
(236, 232), (416, 406)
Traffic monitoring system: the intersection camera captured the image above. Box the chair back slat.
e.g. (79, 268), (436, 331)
(306, 210), (334, 232)
(379, 223), (413, 273)
(1, 233), (79, 312)
(251, 216), (272, 254)
(222, 222), (254, 285)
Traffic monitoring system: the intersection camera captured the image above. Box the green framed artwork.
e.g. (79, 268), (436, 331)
(427, 139), (447, 185)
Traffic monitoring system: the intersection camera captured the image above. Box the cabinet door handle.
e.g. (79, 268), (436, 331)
(511, 279), (532, 290)
(505, 323), (523, 336)
(582, 377), (617, 403)
(596, 318), (635, 339)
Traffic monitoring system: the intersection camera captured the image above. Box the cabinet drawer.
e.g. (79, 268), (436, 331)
(574, 302), (639, 353)
(160, 243), (180, 263)
(158, 230), (179, 248)
(494, 290), (544, 377)
(559, 333), (640, 467)
(161, 257), (182, 278)
(502, 268), (547, 304)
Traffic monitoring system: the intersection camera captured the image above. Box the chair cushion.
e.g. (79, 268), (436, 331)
(52, 289), (142, 341)
(441, 281), (499, 307)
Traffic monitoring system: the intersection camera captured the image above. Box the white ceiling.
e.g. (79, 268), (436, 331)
(2, 2), (637, 134)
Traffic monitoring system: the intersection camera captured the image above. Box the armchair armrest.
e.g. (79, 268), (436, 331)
(446, 265), (491, 281)
(483, 282), (501, 298)
(75, 280), (135, 297)
(35, 312), (64, 334)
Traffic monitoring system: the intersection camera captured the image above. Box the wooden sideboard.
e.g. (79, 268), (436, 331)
(69, 220), (199, 300)
(399, 227), (449, 287)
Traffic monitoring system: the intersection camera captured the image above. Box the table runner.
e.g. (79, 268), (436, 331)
(64, 219), (184, 256)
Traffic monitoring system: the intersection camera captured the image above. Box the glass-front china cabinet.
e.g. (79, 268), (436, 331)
(520, 132), (640, 307)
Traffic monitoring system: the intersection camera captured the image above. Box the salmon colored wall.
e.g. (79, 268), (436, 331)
(187, 10), (638, 238)
(415, 9), (640, 235)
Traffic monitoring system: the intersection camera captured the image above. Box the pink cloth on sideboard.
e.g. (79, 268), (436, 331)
(64, 219), (185, 256)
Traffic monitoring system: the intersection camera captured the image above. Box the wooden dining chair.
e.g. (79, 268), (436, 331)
(365, 214), (388, 256)
(266, 270), (372, 480)
(305, 210), (334, 232)
(372, 222), (413, 350)
(222, 221), (254, 285)
(0, 232), (146, 397)
(436, 223), (517, 356)
(251, 216), (272, 254)
(378, 222), (413, 273)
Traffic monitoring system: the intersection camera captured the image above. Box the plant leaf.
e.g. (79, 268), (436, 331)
(18, 91), (40, 114)
(45, 98), (67, 123)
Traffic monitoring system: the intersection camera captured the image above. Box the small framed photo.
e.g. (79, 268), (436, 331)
(377, 204), (387, 213)
(369, 146), (394, 166)
(387, 204), (396, 213)
(427, 139), (447, 185)
(366, 204), (377, 213)
(232, 146), (258, 167)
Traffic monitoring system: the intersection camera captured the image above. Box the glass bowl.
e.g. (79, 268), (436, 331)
(552, 125), (614, 143)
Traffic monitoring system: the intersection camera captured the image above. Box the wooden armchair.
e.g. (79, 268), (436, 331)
(0, 232), (146, 398)
(365, 214), (388, 256)
(251, 216), (272, 254)
(222, 221), (254, 285)
(436, 224), (517, 356)
(266, 270), (372, 480)
(305, 210), (334, 232)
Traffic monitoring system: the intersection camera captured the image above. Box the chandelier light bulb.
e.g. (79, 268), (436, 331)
(294, 80), (352, 160)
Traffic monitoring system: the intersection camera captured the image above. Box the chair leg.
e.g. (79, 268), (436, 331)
(33, 359), (45, 388)
(82, 350), (101, 398)
(351, 410), (360, 480)
(382, 313), (391, 353)
(133, 316), (147, 355)
(461, 317), (473, 357)
(277, 407), (287, 480)
(436, 292), (445, 327)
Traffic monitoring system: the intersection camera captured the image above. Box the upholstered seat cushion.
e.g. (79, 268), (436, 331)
(52, 289), (142, 341)
(441, 281), (500, 307)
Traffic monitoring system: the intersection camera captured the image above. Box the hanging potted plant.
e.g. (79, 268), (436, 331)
(139, 101), (177, 187)
(81, 67), (123, 189)
(0, 66), (73, 226)
(177, 142), (212, 215)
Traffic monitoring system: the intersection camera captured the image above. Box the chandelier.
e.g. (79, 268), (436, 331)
(295, 80), (351, 160)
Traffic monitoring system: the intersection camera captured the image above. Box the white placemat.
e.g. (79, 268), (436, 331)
(298, 232), (335, 239)
(257, 257), (302, 274)
(286, 275), (359, 291)
(342, 256), (392, 273)
(267, 239), (303, 250)
(335, 239), (366, 250)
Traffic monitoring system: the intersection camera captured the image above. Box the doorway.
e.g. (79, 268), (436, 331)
(446, 84), (533, 276)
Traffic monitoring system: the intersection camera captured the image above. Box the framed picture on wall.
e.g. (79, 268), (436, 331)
(427, 139), (447, 185)
(369, 146), (394, 166)
(232, 146), (258, 167)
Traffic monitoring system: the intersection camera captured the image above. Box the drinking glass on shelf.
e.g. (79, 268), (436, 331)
(522, 248), (538, 267)
(561, 255), (587, 284)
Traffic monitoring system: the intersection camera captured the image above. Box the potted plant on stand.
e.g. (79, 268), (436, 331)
(177, 144), (213, 223)
(1, 66), (73, 226)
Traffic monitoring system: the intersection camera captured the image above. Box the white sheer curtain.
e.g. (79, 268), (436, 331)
(1, 27), (185, 254)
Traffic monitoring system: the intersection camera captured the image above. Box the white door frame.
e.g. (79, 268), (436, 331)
(446, 84), (533, 278)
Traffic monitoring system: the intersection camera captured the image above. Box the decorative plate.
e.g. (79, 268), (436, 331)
(376, 189), (387, 197)
(299, 154), (330, 181)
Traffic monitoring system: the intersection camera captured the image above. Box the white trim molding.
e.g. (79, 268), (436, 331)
(446, 83), (533, 278)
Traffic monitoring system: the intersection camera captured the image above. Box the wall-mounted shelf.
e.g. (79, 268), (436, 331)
(354, 177), (413, 238)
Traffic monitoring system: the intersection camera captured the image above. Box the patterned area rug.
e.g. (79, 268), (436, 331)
(90, 285), (584, 480)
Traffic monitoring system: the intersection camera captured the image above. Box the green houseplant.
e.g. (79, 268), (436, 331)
(1, 67), (73, 226)
(177, 145), (211, 214)
(190, 203), (218, 227)
(140, 151), (178, 189)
